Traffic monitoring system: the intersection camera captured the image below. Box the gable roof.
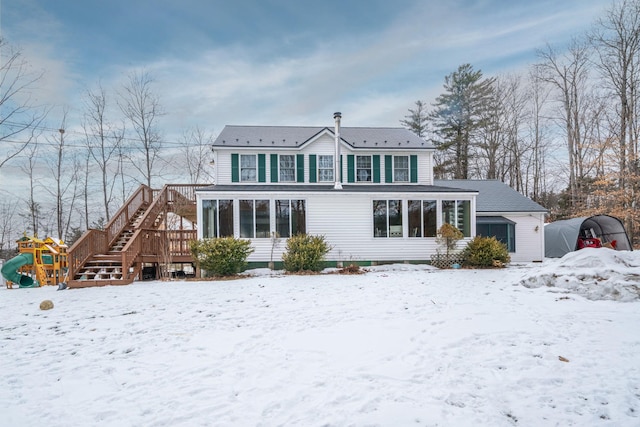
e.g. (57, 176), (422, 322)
(213, 125), (434, 150)
(435, 179), (548, 213)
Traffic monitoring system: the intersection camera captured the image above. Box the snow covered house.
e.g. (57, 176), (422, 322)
(196, 113), (547, 266)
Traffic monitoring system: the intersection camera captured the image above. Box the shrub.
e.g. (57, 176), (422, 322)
(435, 223), (463, 256)
(282, 234), (331, 272)
(430, 223), (464, 268)
(462, 236), (510, 268)
(189, 237), (254, 277)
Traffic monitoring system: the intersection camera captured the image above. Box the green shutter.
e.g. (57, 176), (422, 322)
(410, 155), (418, 183)
(385, 155), (393, 183)
(347, 155), (355, 183)
(270, 154), (278, 182)
(373, 155), (380, 183)
(309, 154), (317, 183)
(258, 154), (266, 183)
(296, 154), (304, 183)
(340, 156), (343, 182)
(231, 153), (239, 182)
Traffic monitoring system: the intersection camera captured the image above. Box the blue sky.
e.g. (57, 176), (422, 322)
(3, 0), (608, 134)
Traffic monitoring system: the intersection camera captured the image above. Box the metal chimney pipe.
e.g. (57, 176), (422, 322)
(333, 112), (342, 190)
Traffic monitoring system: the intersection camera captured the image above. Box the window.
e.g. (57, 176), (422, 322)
(202, 200), (233, 238)
(279, 155), (295, 182)
(276, 199), (306, 237)
(408, 200), (437, 237)
(240, 200), (270, 238)
(240, 155), (257, 182)
(442, 200), (471, 237)
(477, 220), (515, 252)
(394, 156), (409, 182)
(318, 155), (334, 182)
(373, 200), (402, 238)
(356, 156), (372, 182)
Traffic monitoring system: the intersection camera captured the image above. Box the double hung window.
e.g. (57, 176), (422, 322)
(240, 155), (257, 182)
(318, 155), (334, 182)
(357, 156), (372, 182)
(394, 156), (409, 182)
(279, 155), (296, 182)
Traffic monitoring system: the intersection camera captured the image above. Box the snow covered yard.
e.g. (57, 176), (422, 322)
(1, 249), (640, 426)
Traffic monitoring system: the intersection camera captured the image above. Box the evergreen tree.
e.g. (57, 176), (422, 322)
(429, 64), (495, 179)
(400, 100), (429, 137)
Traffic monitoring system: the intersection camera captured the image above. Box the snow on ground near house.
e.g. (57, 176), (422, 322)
(1, 252), (639, 427)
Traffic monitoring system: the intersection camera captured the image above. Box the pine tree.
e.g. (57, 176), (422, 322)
(400, 100), (429, 137)
(429, 64), (495, 179)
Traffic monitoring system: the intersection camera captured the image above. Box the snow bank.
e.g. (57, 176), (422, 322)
(520, 248), (640, 301)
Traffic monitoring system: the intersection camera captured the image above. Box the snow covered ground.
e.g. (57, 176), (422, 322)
(1, 248), (639, 426)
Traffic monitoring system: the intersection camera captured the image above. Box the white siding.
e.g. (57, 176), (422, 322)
(501, 213), (546, 262)
(197, 190), (476, 263)
(212, 133), (434, 186)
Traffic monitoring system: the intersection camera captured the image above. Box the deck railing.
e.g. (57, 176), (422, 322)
(69, 184), (205, 284)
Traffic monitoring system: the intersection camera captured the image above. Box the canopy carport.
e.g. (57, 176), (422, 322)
(544, 215), (632, 258)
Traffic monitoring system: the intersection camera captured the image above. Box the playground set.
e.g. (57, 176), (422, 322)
(1, 235), (69, 289)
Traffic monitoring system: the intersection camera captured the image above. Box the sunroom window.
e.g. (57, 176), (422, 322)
(442, 200), (471, 237)
(408, 200), (437, 237)
(240, 199), (270, 238)
(275, 199), (306, 237)
(202, 200), (234, 238)
(373, 200), (402, 237)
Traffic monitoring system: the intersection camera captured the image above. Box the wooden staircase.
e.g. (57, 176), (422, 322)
(67, 184), (206, 288)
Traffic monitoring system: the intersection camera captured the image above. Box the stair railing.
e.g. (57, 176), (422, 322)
(106, 185), (154, 247)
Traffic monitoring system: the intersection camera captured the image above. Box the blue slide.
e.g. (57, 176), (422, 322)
(1, 253), (38, 288)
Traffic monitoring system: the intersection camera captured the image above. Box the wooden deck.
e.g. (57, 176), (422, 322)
(67, 184), (207, 288)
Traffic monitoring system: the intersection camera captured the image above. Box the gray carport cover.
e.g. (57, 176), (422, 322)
(544, 215), (633, 258)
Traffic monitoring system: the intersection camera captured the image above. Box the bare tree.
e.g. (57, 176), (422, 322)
(590, 0), (640, 189)
(19, 143), (41, 236)
(536, 39), (592, 209)
(525, 68), (552, 202)
(0, 38), (48, 169)
(45, 113), (80, 240)
(82, 83), (124, 221)
(179, 126), (215, 184)
(118, 70), (164, 188)
(0, 201), (17, 257)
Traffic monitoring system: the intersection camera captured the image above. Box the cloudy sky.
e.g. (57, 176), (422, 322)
(3, 0), (608, 134)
